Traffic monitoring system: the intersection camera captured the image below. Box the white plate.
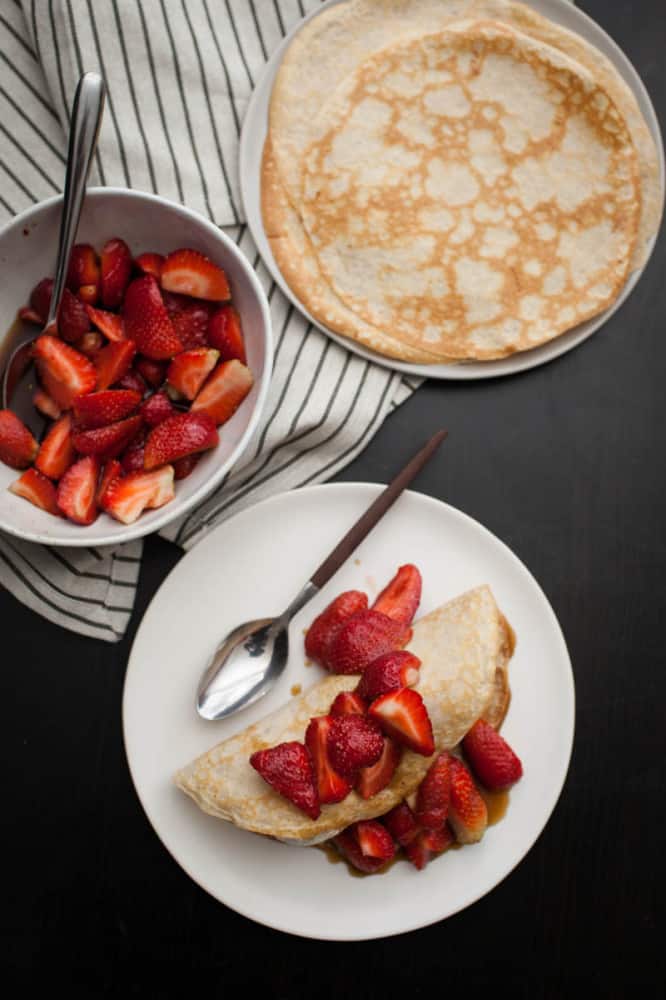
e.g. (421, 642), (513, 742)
(123, 483), (574, 940)
(240, 0), (664, 380)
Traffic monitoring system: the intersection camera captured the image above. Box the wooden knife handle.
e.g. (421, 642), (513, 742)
(309, 430), (447, 590)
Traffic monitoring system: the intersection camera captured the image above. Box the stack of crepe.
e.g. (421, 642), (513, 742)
(261, 0), (663, 364)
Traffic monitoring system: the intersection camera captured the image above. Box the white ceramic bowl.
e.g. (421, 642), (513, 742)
(0, 188), (272, 546)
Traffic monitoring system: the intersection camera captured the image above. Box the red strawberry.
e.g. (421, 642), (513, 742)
(114, 369), (147, 395)
(96, 459), (122, 505)
(77, 284), (98, 305)
(207, 304), (246, 362)
(169, 300), (212, 350)
(72, 414), (143, 460)
(120, 429), (147, 473)
(326, 714), (384, 778)
(32, 389), (61, 421)
(144, 412), (218, 470)
(161, 248), (230, 301)
(462, 719), (523, 791)
(0, 409), (38, 469)
(368, 688), (435, 757)
(190, 359), (253, 426)
(35, 413), (75, 480)
(333, 829), (389, 874)
(75, 331), (104, 357)
(329, 691), (367, 717)
(135, 357), (167, 388)
(18, 306), (42, 324)
(372, 564), (422, 625)
(57, 287), (90, 343)
(56, 455), (100, 525)
(86, 305), (125, 342)
(327, 610), (412, 675)
(9, 467), (61, 516)
(356, 737), (401, 799)
(123, 276), (182, 360)
(172, 453), (200, 480)
(305, 716), (352, 804)
(415, 753), (450, 829)
(73, 389), (142, 429)
(383, 802), (420, 847)
(356, 650), (421, 702)
(33, 335), (97, 409)
(29, 277), (54, 322)
(354, 820), (396, 862)
(167, 348), (219, 401)
(405, 825), (454, 870)
(140, 391), (175, 427)
(94, 340), (136, 391)
(101, 237), (133, 308)
(305, 590), (369, 668)
(134, 252), (164, 280)
(101, 464), (174, 523)
(249, 741), (320, 820)
(66, 243), (99, 291)
(448, 755), (488, 844)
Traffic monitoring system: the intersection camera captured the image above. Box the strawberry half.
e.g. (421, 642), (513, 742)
(33, 335), (97, 409)
(368, 688), (435, 757)
(327, 610), (412, 675)
(305, 590), (369, 668)
(93, 340), (136, 391)
(9, 468), (61, 516)
(405, 825), (454, 870)
(101, 237), (133, 308)
(356, 737), (402, 799)
(372, 564), (422, 625)
(448, 755), (488, 844)
(58, 287), (91, 343)
(167, 348), (219, 401)
(161, 248), (230, 301)
(207, 304), (246, 362)
(326, 714), (384, 778)
(101, 464), (174, 523)
(56, 455), (100, 525)
(356, 650), (421, 702)
(67, 243), (99, 291)
(73, 389), (142, 429)
(32, 389), (61, 421)
(123, 276), (182, 360)
(354, 820), (396, 862)
(329, 691), (367, 717)
(190, 359), (253, 426)
(305, 716), (352, 804)
(140, 391), (175, 427)
(415, 753), (451, 829)
(462, 719), (523, 791)
(134, 252), (164, 280)
(249, 741), (320, 820)
(0, 410), (39, 469)
(383, 802), (420, 847)
(333, 830), (387, 874)
(86, 305), (125, 342)
(96, 459), (123, 505)
(35, 413), (75, 480)
(143, 411), (218, 470)
(73, 414), (143, 460)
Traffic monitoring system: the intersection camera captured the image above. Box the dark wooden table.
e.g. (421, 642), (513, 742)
(2, 1), (664, 993)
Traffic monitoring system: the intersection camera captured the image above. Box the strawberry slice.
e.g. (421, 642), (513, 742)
(120, 430), (147, 473)
(33, 335), (97, 409)
(35, 413), (76, 480)
(207, 305), (246, 362)
(462, 718), (523, 791)
(101, 237), (133, 308)
(190, 359), (253, 426)
(368, 688), (435, 757)
(93, 340), (136, 391)
(86, 305), (126, 342)
(161, 248), (230, 301)
(329, 691), (367, 717)
(405, 825), (454, 870)
(249, 741), (320, 820)
(9, 468), (61, 516)
(354, 820), (396, 861)
(135, 357), (167, 388)
(139, 391), (175, 427)
(305, 716), (352, 804)
(0, 410), (39, 469)
(448, 755), (488, 844)
(66, 243), (100, 291)
(73, 389), (142, 429)
(414, 753), (450, 829)
(75, 332), (104, 357)
(134, 252), (164, 280)
(327, 610), (412, 675)
(123, 276), (182, 360)
(305, 590), (368, 668)
(356, 650), (421, 701)
(356, 737), (402, 799)
(372, 564), (422, 625)
(167, 348), (219, 401)
(56, 455), (100, 525)
(143, 412), (218, 470)
(326, 714), (384, 777)
(72, 414), (143, 460)
(169, 299), (212, 350)
(101, 465), (175, 523)
(96, 459), (123, 505)
(382, 802), (420, 847)
(29, 277), (54, 322)
(333, 830), (387, 874)
(57, 287), (91, 343)
(32, 388), (61, 421)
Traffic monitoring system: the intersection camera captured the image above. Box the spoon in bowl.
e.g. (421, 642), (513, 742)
(196, 429), (447, 721)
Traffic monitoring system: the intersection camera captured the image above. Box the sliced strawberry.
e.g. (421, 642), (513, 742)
(96, 459), (123, 505)
(114, 369), (147, 395)
(327, 610), (412, 675)
(72, 414), (143, 460)
(329, 691), (367, 717)
(169, 300), (212, 350)
(415, 753), (450, 830)
(305, 590), (368, 668)
(29, 277), (54, 322)
(75, 332), (104, 357)
(134, 252), (164, 280)
(161, 248), (230, 301)
(32, 389), (61, 421)
(93, 340), (136, 391)
(356, 650), (421, 702)
(448, 755), (488, 844)
(167, 348), (219, 401)
(66, 243), (99, 291)
(207, 304), (246, 362)
(139, 391), (175, 427)
(77, 284), (98, 305)
(56, 455), (100, 525)
(35, 413), (75, 480)
(190, 359), (253, 426)
(326, 714), (384, 778)
(354, 820), (395, 862)
(86, 305), (125, 342)
(101, 237), (133, 308)
(143, 411), (218, 470)
(305, 716), (352, 804)
(368, 688), (435, 757)
(123, 276), (183, 360)
(172, 453), (201, 480)
(462, 718), (523, 791)
(19, 306), (43, 324)
(249, 741), (320, 820)
(372, 564), (422, 625)
(0, 410), (39, 469)
(73, 389), (142, 429)
(101, 465), (175, 523)
(135, 357), (167, 388)
(405, 825), (454, 870)
(9, 468), (61, 516)
(333, 829), (387, 874)
(57, 287), (90, 343)
(382, 802), (420, 847)
(356, 737), (401, 799)
(121, 430), (147, 473)
(33, 335), (97, 409)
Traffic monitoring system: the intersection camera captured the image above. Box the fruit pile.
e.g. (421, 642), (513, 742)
(0, 239), (253, 525)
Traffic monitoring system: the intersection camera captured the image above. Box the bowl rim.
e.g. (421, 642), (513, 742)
(0, 187), (273, 547)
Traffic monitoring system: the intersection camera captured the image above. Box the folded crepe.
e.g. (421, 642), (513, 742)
(175, 585), (514, 845)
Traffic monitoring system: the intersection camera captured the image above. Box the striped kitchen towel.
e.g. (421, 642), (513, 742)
(0, 0), (419, 642)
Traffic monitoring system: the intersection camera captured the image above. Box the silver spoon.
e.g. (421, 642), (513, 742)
(1, 72), (105, 414)
(196, 429), (447, 721)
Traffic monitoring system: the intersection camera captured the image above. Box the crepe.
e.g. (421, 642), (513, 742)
(175, 585), (512, 844)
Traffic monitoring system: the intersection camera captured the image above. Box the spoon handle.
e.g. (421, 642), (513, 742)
(309, 429), (447, 591)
